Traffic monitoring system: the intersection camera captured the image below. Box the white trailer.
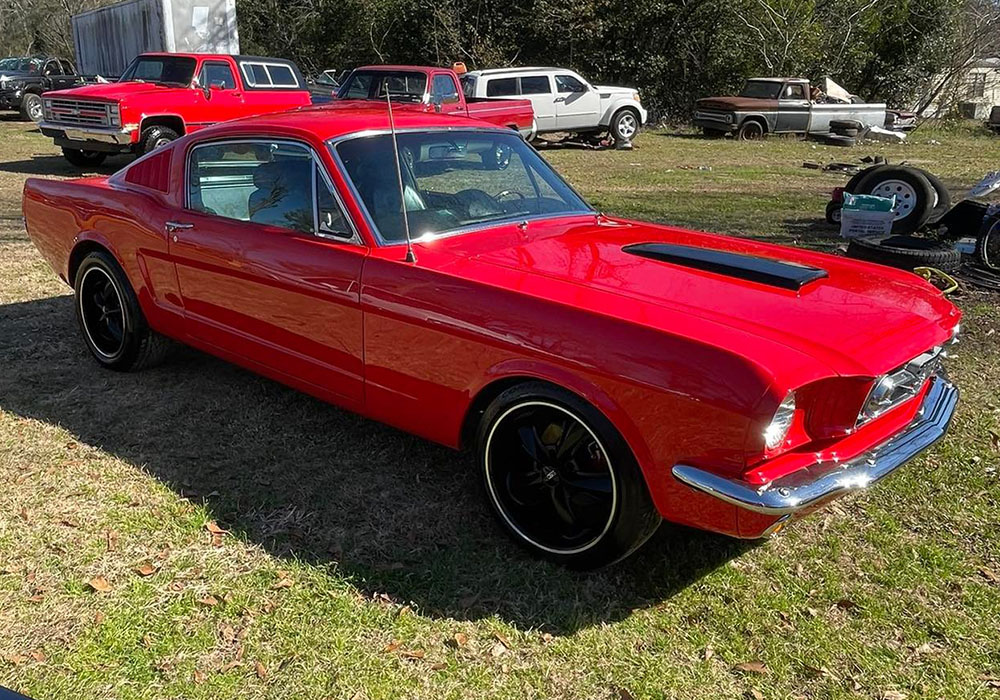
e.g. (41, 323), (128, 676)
(71, 0), (239, 78)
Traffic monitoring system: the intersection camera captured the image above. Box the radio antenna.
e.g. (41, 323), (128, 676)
(384, 79), (416, 263)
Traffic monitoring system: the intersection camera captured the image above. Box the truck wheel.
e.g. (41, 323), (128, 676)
(20, 93), (44, 122)
(62, 148), (107, 168)
(845, 235), (961, 273)
(976, 217), (1000, 271)
(139, 125), (179, 155)
(74, 250), (172, 371)
(610, 109), (639, 142)
(920, 169), (951, 225)
(476, 381), (661, 569)
(737, 120), (765, 140)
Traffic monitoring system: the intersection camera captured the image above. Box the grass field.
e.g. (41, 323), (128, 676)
(1, 115), (999, 700)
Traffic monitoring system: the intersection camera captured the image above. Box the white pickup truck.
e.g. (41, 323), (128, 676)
(460, 67), (648, 142)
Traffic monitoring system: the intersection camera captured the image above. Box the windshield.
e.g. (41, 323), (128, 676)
(739, 80), (782, 99)
(119, 55), (196, 86)
(337, 70), (427, 102)
(333, 130), (592, 244)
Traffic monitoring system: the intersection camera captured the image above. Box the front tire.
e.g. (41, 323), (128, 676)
(737, 119), (765, 140)
(20, 92), (43, 122)
(62, 148), (107, 168)
(138, 125), (179, 155)
(476, 382), (660, 569)
(74, 251), (171, 371)
(610, 109), (640, 143)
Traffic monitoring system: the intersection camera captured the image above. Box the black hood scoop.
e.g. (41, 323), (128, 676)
(622, 242), (828, 291)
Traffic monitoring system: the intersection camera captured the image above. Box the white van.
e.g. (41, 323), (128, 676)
(461, 67), (647, 142)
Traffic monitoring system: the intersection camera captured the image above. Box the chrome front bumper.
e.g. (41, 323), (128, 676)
(672, 375), (958, 515)
(39, 121), (136, 145)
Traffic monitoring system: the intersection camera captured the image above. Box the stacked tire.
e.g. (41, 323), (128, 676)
(842, 164), (961, 273)
(823, 119), (863, 147)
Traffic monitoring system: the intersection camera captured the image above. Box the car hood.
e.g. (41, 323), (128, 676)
(435, 217), (959, 380)
(0, 71), (36, 80)
(44, 81), (187, 102)
(594, 84), (635, 95)
(697, 96), (777, 111)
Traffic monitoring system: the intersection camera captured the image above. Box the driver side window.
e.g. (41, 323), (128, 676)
(555, 75), (586, 93)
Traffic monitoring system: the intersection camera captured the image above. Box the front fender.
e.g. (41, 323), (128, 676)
(599, 98), (646, 127)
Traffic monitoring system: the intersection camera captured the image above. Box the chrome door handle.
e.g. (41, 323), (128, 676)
(165, 221), (194, 233)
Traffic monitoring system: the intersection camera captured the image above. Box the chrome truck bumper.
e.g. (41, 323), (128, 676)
(39, 122), (137, 152)
(672, 375), (958, 515)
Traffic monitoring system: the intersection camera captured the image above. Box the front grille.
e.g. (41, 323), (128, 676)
(44, 98), (113, 127)
(857, 346), (943, 426)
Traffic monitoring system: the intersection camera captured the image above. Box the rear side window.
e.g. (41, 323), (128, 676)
(460, 74), (476, 98)
(60, 59), (75, 75)
(486, 77), (517, 97)
(240, 61), (300, 88)
(519, 75), (551, 94)
(200, 62), (236, 89)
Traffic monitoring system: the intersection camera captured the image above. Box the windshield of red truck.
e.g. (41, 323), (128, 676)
(739, 80), (782, 99)
(119, 56), (197, 87)
(337, 71), (427, 102)
(333, 130), (592, 244)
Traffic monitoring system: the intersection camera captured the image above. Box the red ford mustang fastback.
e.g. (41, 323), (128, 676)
(22, 104), (960, 568)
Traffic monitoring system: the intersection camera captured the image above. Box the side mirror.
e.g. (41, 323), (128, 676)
(430, 93), (443, 113)
(210, 81), (225, 91)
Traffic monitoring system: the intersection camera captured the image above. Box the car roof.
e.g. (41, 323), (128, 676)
(352, 65), (441, 72)
(747, 77), (808, 83)
(196, 102), (505, 142)
(137, 52), (296, 64)
(467, 67), (568, 77)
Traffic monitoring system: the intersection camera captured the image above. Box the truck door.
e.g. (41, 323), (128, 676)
(430, 73), (465, 115)
(775, 82), (811, 133)
(191, 60), (244, 127)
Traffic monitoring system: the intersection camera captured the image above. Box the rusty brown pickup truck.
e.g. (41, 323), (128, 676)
(694, 78), (887, 140)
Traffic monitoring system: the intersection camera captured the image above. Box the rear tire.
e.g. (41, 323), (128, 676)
(74, 251), (171, 371)
(20, 92), (43, 122)
(62, 148), (107, 168)
(476, 382), (660, 569)
(851, 166), (935, 234)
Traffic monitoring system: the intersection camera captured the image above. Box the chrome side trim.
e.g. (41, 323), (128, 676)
(672, 375), (958, 515)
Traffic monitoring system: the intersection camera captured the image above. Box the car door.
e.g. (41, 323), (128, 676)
(775, 82), (811, 133)
(517, 74), (556, 131)
(53, 60), (79, 90)
(553, 73), (601, 130)
(190, 60), (245, 127)
(168, 137), (366, 404)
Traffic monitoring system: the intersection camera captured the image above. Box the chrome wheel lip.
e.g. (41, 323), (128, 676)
(78, 266), (127, 360)
(617, 113), (638, 139)
(871, 179), (919, 220)
(484, 400), (618, 555)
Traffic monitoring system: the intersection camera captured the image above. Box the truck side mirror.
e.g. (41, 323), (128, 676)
(430, 93), (443, 113)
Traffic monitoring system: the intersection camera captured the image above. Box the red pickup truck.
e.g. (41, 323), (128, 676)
(335, 65), (536, 140)
(40, 53), (312, 167)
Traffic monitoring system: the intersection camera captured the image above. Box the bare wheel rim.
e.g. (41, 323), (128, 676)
(616, 113), (637, 139)
(484, 401), (618, 554)
(79, 266), (127, 359)
(871, 179), (919, 220)
(153, 136), (172, 149)
(25, 95), (43, 121)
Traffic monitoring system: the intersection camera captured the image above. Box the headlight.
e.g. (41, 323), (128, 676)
(764, 391), (796, 450)
(725, 114), (734, 124)
(108, 103), (121, 127)
(633, 92), (641, 103)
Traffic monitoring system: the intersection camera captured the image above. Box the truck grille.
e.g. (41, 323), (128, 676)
(44, 98), (113, 127)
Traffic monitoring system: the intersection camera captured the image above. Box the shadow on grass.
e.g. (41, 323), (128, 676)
(0, 155), (127, 177)
(0, 294), (757, 634)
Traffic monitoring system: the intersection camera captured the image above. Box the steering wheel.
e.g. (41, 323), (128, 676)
(494, 189), (526, 205)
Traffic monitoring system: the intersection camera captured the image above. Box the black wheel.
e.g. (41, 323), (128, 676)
(74, 251), (171, 371)
(737, 119), (765, 141)
(845, 164), (886, 193)
(62, 148), (107, 168)
(977, 216), (1000, 271)
(919, 169), (952, 225)
(138, 125), (179, 155)
(610, 109), (640, 143)
(20, 92), (43, 122)
(825, 200), (842, 225)
(829, 119), (862, 132)
(476, 382), (660, 569)
(851, 166), (936, 234)
(845, 235), (962, 273)
(831, 127), (859, 138)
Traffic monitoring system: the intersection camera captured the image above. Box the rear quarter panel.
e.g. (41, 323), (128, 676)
(22, 176), (185, 338)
